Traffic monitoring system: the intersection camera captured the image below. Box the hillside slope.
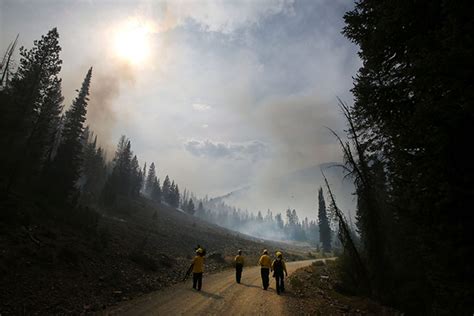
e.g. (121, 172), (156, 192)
(0, 195), (310, 314)
(212, 162), (356, 220)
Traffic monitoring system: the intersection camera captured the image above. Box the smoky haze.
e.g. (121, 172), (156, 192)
(0, 0), (360, 221)
(86, 63), (136, 156)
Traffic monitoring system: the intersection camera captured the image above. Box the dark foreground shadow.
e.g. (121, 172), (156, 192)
(188, 289), (223, 300)
(240, 283), (262, 289)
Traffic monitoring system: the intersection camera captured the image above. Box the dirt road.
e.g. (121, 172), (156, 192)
(107, 260), (316, 315)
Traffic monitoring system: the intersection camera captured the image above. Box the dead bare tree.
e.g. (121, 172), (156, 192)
(1, 34), (19, 87)
(322, 170), (369, 292)
(327, 98), (388, 298)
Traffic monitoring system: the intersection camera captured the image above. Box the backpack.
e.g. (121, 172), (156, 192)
(273, 259), (283, 273)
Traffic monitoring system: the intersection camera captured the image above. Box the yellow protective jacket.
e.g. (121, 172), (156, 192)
(235, 255), (244, 266)
(192, 255), (205, 273)
(258, 254), (272, 269)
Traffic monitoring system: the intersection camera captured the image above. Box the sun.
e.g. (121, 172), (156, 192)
(113, 19), (153, 64)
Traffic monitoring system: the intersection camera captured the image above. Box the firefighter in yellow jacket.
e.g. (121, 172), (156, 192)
(235, 250), (245, 283)
(191, 248), (205, 290)
(258, 249), (272, 290)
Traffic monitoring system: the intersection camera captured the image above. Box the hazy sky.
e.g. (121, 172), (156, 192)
(1, 0), (360, 218)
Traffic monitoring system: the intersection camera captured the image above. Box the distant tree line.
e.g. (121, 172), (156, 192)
(176, 187), (339, 246)
(202, 200), (320, 243)
(99, 135), (182, 210)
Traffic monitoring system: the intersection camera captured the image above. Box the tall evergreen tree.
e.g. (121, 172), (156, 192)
(113, 137), (133, 196)
(186, 198), (195, 215)
(181, 188), (189, 209)
(25, 77), (64, 181)
(2, 28), (63, 190)
(174, 184), (180, 207)
(80, 130), (106, 202)
(48, 67), (92, 201)
(196, 201), (205, 217)
(2, 28), (62, 148)
(318, 187), (331, 252)
(275, 213), (284, 230)
(151, 177), (161, 202)
(169, 181), (176, 205)
(162, 175), (171, 204)
(101, 135), (133, 205)
(141, 162), (147, 191)
(145, 162), (156, 196)
(130, 155), (141, 197)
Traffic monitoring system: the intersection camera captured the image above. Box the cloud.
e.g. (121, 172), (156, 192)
(144, 0), (295, 34)
(184, 139), (269, 161)
(192, 103), (212, 111)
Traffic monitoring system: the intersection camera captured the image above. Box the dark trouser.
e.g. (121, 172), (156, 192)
(236, 263), (243, 283)
(193, 272), (202, 290)
(274, 272), (285, 294)
(261, 268), (270, 289)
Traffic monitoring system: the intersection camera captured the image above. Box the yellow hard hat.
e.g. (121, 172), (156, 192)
(276, 251), (282, 257)
(196, 248), (203, 254)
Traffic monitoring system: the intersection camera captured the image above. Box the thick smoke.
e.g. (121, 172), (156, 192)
(86, 63), (135, 156)
(218, 93), (356, 220)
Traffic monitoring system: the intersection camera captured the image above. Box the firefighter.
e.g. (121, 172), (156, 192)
(235, 250), (245, 283)
(271, 251), (288, 295)
(258, 249), (272, 290)
(191, 248), (205, 290)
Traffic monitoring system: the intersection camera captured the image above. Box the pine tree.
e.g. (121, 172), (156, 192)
(151, 177), (161, 201)
(25, 77), (64, 180)
(101, 135), (134, 205)
(162, 175), (171, 204)
(264, 209), (273, 222)
(130, 155), (141, 197)
(3, 28), (62, 148)
(48, 67), (92, 201)
(196, 201), (205, 217)
(141, 162), (147, 191)
(318, 187), (331, 252)
(292, 209), (299, 225)
(181, 188), (188, 209)
(173, 184), (180, 208)
(275, 213), (284, 230)
(169, 181), (176, 205)
(145, 162), (156, 196)
(80, 130), (106, 202)
(116, 137), (132, 195)
(187, 198), (195, 215)
(2, 28), (63, 190)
